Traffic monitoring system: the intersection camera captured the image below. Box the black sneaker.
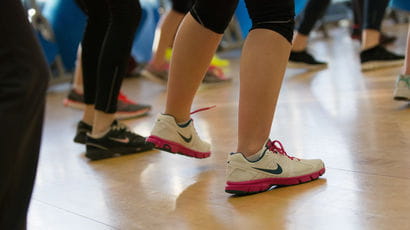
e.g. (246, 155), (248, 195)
(74, 121), (92, 144)
(288, 50), (328, 70)
(360, 45), (404, 71)
(63, 89), (151, 119)
(85, 121), (154, 160)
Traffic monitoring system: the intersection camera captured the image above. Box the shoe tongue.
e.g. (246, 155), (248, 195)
(263, 138), (272, 149)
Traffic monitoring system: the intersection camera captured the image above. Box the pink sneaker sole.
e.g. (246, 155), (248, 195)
(146, 135), (210, 159)
(225, 167), (325, 195)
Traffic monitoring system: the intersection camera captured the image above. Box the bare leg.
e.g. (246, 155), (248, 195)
(292, 32), (308, 51)
(362, 29), (380, 50)
(237, 29), (291, 156)
(72, 46), (84, 93)
(165, 14), (222, 122)
(150, 10), (185, 68)
(92, 111), (115, 136)
(404, 26), (410, 75)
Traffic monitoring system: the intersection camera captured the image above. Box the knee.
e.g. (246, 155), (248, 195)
(190, 0), (239, 34)
(245, 0), (295, 43)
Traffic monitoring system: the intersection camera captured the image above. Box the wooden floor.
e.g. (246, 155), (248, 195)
(28, 24), (410, 230)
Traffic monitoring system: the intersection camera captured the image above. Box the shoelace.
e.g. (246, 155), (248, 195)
(267, 140), (299, 161)
(190, 105), (216, 115)
(112, 122), (129, 131)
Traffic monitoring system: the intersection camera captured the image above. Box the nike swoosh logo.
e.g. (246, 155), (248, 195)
(177, 132), (192, 143)
(252, 164), (283, 175)
(109, 137), (130, 144)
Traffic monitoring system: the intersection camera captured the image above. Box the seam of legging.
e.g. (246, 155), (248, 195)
(191, 7), (204, 27)
(105, 66), (118, 113)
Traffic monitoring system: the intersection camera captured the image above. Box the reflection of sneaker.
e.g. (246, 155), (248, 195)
(225, 139), (325, 195)
(147, 113), (211, 158)
(141, 64), (169, 84)
(86, 120), (154, 160)
(74, 121), (92, 144)
(63, 90), (151, 119)
(394, 74), (410, 101)
(288, 50), (327, 70)
(360, 45), (404, 71)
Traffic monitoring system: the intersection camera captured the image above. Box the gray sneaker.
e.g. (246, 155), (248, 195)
(394, 74), (410, 101)
(141, 64), (169, 84)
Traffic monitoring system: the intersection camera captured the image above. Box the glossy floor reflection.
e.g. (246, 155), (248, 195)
(28, 24), (410, 230)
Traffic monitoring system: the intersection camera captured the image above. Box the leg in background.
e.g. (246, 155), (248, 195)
(290, 0), (330, 70)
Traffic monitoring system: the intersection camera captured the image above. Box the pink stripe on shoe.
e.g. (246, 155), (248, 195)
(146, 135), (210, 159)
(225, 168), (325, 194)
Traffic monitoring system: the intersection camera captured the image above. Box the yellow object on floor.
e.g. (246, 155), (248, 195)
(165, 48), (230, 67)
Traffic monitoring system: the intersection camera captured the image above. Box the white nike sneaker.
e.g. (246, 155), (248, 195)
(225, 139), (325, 195)
(147, 113), (211, 158)
(393, 74), (410, 101)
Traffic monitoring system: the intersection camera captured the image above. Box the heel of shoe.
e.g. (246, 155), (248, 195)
(146, 135), (210, 158)
(225, 180), (273, 195)
(85, 145), (114, 160)
(73, 133), (86, 144)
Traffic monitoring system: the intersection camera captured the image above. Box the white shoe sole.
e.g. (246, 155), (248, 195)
(394, 88), (410, 101)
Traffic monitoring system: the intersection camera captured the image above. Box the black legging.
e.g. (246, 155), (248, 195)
(296, 0), (390, 36)
(362, 0), (390, 30)
(0, 0), (49, 229)
(296, 0), (331, 36)
(172, 0), (194, 14)
(79, 0), (141, 113)
(191, 0), (295, 43)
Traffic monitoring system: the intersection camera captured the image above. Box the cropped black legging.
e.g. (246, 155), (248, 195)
(79, 0), (141, 113)
(191, 0), (295, 43)
(172, 0), (194, 14)
(296, 0), (390, 36)
(353, 0), (390, 30)
(296, 0), (331, 35)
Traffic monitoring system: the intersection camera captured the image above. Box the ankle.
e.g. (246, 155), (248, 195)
(163, 111), (190, 124)
(90, 127), (110, 138)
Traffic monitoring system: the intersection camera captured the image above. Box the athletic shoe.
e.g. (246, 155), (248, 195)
(146, 113), (211, 158)
(288, 50), (328, 70)
(63, 90), (151, 119)
(85, 120), (154, 160)
(225, 139), (325, 195)
(394, 74), (410, 101)
(116, 93), (151, 119)
(360, 45), (404, 71)
(141, 63), (169, 84)
(73, 121), (92, 144)
(64, 89), (85, 110)
(202, 65), (231, 84)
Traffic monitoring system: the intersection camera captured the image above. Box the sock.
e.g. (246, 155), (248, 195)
(90, 127), (110, 139)
(177, 119), (192, 128)
(245, 152), (262, 161)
